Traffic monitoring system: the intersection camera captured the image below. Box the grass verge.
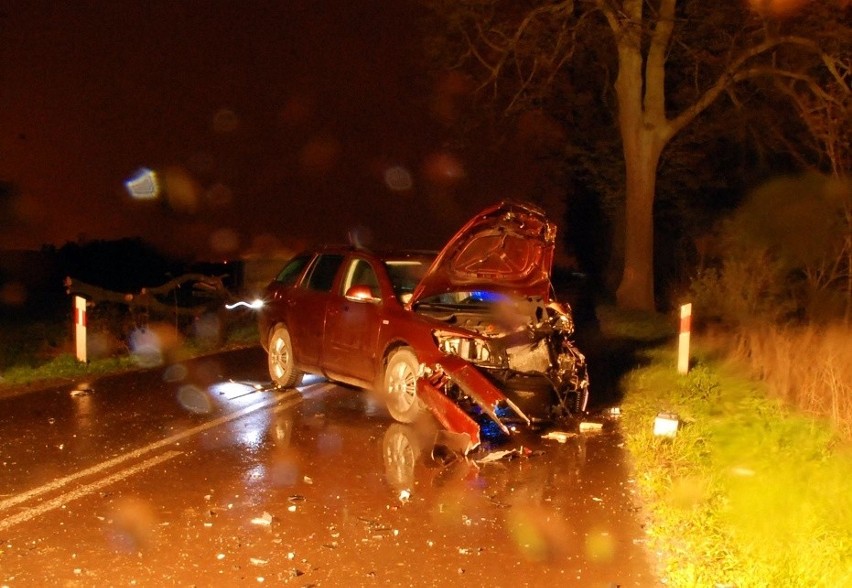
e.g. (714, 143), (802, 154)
(0, 317), (259, 392)
(616, 329), (852, 586)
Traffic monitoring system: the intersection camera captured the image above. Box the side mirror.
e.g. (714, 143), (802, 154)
(345, 285), (380, 303)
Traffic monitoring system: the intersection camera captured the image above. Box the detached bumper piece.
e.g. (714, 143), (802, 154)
(417, 355), (531, 455)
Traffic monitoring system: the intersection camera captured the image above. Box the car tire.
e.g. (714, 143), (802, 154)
(268, 325), (303, 388)
(383, 347), (423, 423)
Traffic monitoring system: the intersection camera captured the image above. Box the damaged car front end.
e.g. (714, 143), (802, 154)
(258, 200), (589, 457)
(405, 201), (590, 454)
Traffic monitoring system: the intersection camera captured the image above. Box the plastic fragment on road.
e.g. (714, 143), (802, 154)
(579, 422), (603, 433)
(541, 431), (575, 443)
(476, 448), (522, 463)
(251, 512), (273, 526)
(398, 489), (411, 503)
(303, 475), (313, 485)
(250, 558), (268, 566)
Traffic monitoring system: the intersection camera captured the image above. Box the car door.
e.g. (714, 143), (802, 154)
(322, 256), (384, 385)
(286, 253), (345, 370)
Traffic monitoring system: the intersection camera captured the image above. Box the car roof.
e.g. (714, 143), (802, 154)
(303, 245), (436, 261)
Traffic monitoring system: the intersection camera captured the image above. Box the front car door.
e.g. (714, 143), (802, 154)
(322, 256), (384, 386)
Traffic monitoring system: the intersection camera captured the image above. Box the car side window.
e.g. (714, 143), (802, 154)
(304, 254), (345, 292)
(341, 259), (381, 298)
(274, 254), (312, 286)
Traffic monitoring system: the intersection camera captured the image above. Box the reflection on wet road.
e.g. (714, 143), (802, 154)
(0, 347), (655, 586)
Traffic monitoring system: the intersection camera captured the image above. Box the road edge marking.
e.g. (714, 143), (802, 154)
(0, 390), (300, 514)
(0, 450), (184, 532)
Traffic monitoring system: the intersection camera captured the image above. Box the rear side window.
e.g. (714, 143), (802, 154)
(275, 254), (312, 286)
(304, 254), (345, 292)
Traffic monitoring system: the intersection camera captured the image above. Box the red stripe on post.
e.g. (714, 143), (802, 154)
(74, 305), (87, 327)
(680, 313), (691, 333)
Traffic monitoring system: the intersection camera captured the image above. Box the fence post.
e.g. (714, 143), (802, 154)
(74, 295), (87, 363)
(678, 303), (692, 374)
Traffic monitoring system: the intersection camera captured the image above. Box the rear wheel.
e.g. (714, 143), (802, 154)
(267, 325), (303, 388)
(383, 347), (423, 423)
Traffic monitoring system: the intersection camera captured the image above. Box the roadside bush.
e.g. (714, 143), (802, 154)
(687, 173), (852, 437)
(691, 173), (850, 328)
(733, 323), (852, 439)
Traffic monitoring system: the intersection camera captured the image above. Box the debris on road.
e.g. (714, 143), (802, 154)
(476, 448), (523, 463)
(541, 431), (575, 443)
(398, 489), (411, 503)
(250, 512), (273, 526)
(579, 422), (603, 433)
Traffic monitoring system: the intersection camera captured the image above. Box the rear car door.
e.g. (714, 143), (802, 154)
(286, 253), (345, 370)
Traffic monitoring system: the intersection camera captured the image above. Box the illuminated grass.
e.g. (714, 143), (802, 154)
(621, 346), (852, 587)
(0, 353), (139, 385)
(0, 319), (259, 389)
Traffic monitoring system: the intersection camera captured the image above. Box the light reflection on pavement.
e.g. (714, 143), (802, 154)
(0, 347), (657, 586)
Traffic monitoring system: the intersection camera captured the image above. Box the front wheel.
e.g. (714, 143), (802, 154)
(383, 347), (424, 423)
(267, 325), (303, 388)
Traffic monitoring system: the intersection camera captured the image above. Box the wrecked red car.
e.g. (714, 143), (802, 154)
(258, 201), (589, 453)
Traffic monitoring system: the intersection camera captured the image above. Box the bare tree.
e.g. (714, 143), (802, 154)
(426, 0), (850, 310)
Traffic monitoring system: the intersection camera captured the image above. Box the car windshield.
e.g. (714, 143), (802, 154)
(384, 257), (433, 302)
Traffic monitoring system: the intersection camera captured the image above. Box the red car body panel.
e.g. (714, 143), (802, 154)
(417, 378), (482, 454)
(410, 201), (556, 305)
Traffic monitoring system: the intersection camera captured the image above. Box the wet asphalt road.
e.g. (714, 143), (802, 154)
(0, 346), (656, 587)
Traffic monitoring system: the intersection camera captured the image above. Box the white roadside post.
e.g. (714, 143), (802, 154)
(74, 295), (87, 363)
(678, 302), (692, 375)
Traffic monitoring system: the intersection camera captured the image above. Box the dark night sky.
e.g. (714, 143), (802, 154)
(1, 1), (546, 260)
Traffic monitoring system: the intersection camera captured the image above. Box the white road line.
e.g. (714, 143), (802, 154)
(0, 450), (183, 532)
(300, 382), (338, 398)
(0, 390), (301, 514)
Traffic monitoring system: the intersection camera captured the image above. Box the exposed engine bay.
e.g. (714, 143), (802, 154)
(414, 292), (589, 428)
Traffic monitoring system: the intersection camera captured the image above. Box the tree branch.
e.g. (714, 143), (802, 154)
(667, 35), (828, 140)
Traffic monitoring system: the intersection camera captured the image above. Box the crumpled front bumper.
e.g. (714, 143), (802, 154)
(416, 355), (532, 455)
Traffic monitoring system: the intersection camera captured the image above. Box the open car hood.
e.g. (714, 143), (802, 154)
(410, 201), (556, 305)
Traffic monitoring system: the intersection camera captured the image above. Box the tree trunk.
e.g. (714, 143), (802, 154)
(610, 7), (668, 312)
(616, 135), (664, 310)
